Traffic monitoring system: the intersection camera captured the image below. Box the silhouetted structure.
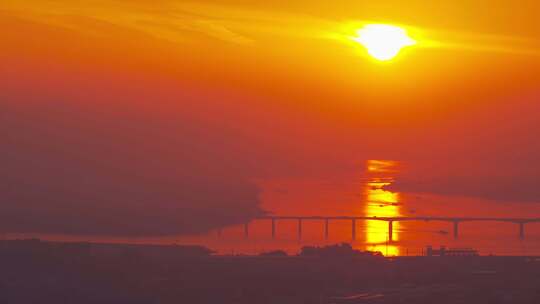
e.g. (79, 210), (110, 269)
(426, 245), (479, 257)
(1, 239), (540, 303)
(245, 215), (540, 241)
(300, 243), (383, 258)
(259, 250), (288, 257)
(0, 239), (214, 260)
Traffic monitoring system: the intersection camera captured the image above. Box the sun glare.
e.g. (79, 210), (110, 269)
(353, 24), (416, 61)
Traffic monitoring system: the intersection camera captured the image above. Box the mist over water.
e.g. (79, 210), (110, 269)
(173, 159), (540, 256)
(10, 159), (540, 256)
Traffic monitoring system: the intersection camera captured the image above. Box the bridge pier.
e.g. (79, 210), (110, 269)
(324, 219), (329, 240)
(352, 219), (356, 241)
(298, 219), (303, 241)
(388, 220), (393, 242)
(453, 221), (459, 239)
(250, 216), (540, 244)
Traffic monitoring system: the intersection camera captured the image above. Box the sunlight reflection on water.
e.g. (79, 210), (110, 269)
(15, 159), (540, 256)
(364, 160), (401, 256)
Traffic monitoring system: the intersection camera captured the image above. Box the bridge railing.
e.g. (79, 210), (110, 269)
(233, 216), (540, 240)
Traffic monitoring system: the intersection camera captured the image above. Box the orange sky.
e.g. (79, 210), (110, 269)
(3, 1), (540, 119)
(1, 1), (540, 242)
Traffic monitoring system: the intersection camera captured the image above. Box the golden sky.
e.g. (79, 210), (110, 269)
(1, 1), (540, 236)
(4, 0), (540, 123)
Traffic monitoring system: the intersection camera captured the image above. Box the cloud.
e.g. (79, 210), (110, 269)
(1, 0), (334, 46)
(386, 91), (540, 204)
(388, 175), (540, 204)
(2, 0), (540, 236)
(0, 80), (266, 236)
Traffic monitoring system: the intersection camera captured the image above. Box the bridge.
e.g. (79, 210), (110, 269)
(236, 216), (540, 241)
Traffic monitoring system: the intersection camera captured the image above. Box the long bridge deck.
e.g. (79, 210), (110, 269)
(255, 216), (540, 223)
(238, 216), (540, 241)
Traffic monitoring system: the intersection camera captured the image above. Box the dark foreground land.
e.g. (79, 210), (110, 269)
(1, 240), (540, 304)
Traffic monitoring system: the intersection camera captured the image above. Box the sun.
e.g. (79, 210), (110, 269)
(353, 24), (416, 61)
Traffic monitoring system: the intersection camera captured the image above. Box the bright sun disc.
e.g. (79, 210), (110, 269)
(353, 24), (416, 61)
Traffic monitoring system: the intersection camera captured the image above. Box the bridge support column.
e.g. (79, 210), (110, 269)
(352, 219), (356, 241)
(324, 219), (329, 240)
(519, 222), (525, 239)
(217, 229), (222, 238)
(388, 220), (393, 242)
(453, 221), (459, 239)
(297, 219), (303, 241)
(244, 223), (249, 238)
(271, 219), (276, 239)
